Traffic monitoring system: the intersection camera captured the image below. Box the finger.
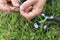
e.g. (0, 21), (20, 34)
(0, 4), (11, 12)
(9, 6), (19, 12)
(30, 0), (46, 15)
(20, 0), (37, 11)
(27, 8), (43, 20)
(26, 0), (46, 20)
(34, 0), (46, 9)
(0, 3), (18, 12)
(25, 6), (33, 13)
(0, 0), (7, 4)
(0, 0), (11, 12)
(11, 0), (19, 7)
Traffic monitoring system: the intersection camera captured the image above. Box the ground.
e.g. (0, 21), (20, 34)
(0, 0), (60, 40)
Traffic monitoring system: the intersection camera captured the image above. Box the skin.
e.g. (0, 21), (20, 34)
(0, 0), (46, 20)
(20, 0), (46, 20)
(0, 0), (19, 13)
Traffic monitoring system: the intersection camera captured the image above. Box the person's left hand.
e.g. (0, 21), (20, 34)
(20, 0), (46, 20)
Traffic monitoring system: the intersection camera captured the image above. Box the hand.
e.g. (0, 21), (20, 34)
(0, 0), (19, 13)
(20, 0), (46, 20)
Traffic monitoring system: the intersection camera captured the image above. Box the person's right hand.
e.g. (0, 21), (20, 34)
(0, 0), (19, 13)
(20, 0), (46, 20)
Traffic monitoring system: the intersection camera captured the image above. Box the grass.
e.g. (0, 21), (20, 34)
(0, 0), (60, 40)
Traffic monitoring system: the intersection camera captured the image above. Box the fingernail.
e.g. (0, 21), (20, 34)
(20, 6), (25, 11)
(14, 4), (19, 7)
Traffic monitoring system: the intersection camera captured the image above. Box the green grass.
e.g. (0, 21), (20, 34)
(0, 0), (60, 40)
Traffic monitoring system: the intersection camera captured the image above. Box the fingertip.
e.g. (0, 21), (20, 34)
(9, 6), (19, 12)
(11, 0), (19, 7)
(20, 5), (25, 11)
